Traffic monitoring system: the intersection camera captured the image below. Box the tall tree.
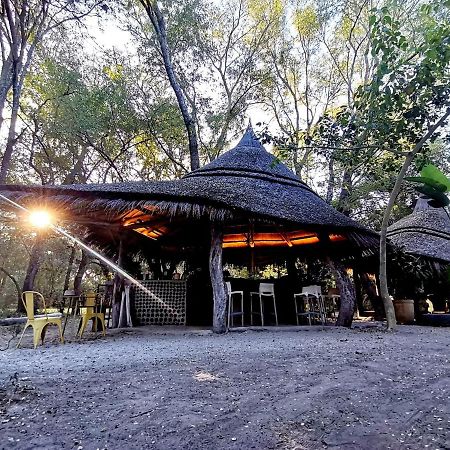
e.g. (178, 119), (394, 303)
(138, 0), (200, 170)
(357, 0), (450, 329)
(201, 0), (282, 158)
(0, 0), (105, 183)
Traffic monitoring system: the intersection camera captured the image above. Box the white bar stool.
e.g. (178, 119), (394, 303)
(226, 282), (244, 328)
(250, 283), (278, 326)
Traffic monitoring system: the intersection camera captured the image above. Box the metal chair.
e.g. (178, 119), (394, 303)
(77, 291), (106, 338)
(17, 291), (64, 349)
(294, 285), (326, 326)
(226, 281), (244, 328)
(250, 283), (278, 326)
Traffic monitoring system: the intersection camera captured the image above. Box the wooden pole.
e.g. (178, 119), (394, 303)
(209, 223), (227, 333)
(111, 238), (124, 328)
(328, 258), (357, 327)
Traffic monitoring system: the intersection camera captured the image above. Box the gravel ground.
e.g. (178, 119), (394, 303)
(0, 324), (449, 450)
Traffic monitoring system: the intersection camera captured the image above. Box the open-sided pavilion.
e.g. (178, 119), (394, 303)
(0, 125), (379, 331)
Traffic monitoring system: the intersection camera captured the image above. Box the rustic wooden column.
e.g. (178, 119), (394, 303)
(353, 269), (364, 319)
(209, 223), (227, 333)
(328, 258), (357, 327)
(111, 238), (124, 328)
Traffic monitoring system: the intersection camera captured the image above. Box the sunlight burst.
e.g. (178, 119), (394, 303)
(29, 210), (52, 228)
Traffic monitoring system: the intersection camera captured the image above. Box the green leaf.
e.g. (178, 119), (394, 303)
(383, 15), (392, 25)
(404, 176), (448, 192)
(416, 185), (450, 207)
(420, 164), (450, 191)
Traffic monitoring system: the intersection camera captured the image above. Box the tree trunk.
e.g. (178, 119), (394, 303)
(140, 0), (200, 171)
(0, 267), (21, 306)
(337, 169), (353, 216)
(0, 79), (20, 183)
(379, 109), (450, 330)
(73, 249), (90, 295)
(0, 273), (5, 295)
(63, 147), (89, 184)
(0, 54), (13, 133)
(63, 245), (77, 292)
(21, 233), (46, 311)
(209, 223), (227, 333)
(325, 155), (335, 204)
(328, 259), (356, 327)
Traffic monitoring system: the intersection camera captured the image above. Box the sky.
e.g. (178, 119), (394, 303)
(85, 14), (274, 147)
(76, 11), (326, 193)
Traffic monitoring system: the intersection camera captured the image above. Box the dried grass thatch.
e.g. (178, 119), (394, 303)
(0, 125), (378, 254)
(388, 197), (450, 263)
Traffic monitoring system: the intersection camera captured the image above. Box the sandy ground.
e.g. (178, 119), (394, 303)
(0, 323), (449, 450)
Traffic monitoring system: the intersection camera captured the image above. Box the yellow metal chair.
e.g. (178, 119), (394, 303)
(78, 291), (106, 338)
(17, 291), (64, 349)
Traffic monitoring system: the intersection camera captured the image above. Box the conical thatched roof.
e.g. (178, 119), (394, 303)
(387, 197), (450, 263)
(0, 125), (377, 253)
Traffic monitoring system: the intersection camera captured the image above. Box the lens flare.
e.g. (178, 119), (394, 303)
(29, 210), (52, 228)
(0, 193), (174, 313)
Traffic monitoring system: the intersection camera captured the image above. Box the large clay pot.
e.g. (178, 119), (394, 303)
(393, 299), (415, 324)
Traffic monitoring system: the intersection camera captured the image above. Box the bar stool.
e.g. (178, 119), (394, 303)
(250, 283), (278, 326)
(294, 285), (326, 325)
(226, 282), (244, 328)
(324, 287), (340, 319)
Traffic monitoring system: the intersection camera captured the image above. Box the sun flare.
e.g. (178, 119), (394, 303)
(29, 210), (52, 228)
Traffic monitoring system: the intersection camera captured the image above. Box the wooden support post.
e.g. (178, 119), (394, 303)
(247, 222), (255, 276)
(354, 269), (364, 319)
(210, 223), (227, 334)
(111, 238), (124, 328)
(328, 258), (357, 327)
(367, 272), (385, 320)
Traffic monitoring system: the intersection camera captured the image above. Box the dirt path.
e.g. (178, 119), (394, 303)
(0, 325), (449, 449)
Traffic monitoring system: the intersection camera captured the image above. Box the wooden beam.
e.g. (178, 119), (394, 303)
(124, 218), (167, 230)
(247, 223), (255, 248)
(279, 231), (293, 247)
(209, 223), (227, 334)
(61, 218), (121, 228)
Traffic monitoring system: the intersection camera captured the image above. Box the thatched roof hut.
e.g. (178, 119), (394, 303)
(0, 125), (378, 331)
(387, 197), (450, 264)
(0, 126), (377, 252)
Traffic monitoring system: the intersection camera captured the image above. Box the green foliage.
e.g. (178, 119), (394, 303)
(357, 0), (450, 151)
(293, 5), (320, 38)
(406, 164), (450, 207)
